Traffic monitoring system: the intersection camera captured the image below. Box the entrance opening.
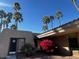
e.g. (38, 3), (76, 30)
(8, 38), (25, 55)
(68, 33), (79, 55)
(8, 38), (17, 55)
(68, 38), (78, 50)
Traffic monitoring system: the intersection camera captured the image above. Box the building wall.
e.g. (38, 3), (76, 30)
(56, 33), (79, 56)
(72, 32), (79, 56)
(0, 29), (34, 58)
(56, 35), (71, 56)
(77, 32), (79, 47)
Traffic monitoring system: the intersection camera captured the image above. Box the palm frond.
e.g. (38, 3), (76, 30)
(55, 11), (63, 19)
(42, 16), (51, 24)
(13, 2), (21, 11)
(11, 24), (17, 30)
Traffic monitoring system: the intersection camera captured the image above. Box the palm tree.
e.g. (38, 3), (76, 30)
(55, 11), (63, 26)
(13, 2), (21, 11)
(71, 0), (79, 11)
(5, 12), (13, 28)
(42, 16), (54, 31)
(3, 20), (7, 29)
(42, 16), (51, 24)
(49, 16), (54, 29)
(13, 2), (23, 30)
(2, 12), (13, 29)
(13, 12), (23, 29)
(42, 16), (51, 30)
(42, 24), (48, 32)
(42, 16), (50, 31)
(0, 10), (6, 30)
(10, 24), (17, 30)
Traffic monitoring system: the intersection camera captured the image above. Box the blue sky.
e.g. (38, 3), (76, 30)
(0, 0), (79, 33)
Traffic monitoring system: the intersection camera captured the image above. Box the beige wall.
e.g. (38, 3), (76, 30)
(0, 29), (34, 58)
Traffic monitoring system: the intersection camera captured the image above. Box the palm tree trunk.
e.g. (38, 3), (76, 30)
(1, 18), (2, 24)
(46, 23), (48, 31)
(6, 23), (8, 28)
(51, 20), (54, 29)
(0, 18), (2, 31)
(15, 21), (18, 30)
(59, 19), (61, 26)
(73, 0), (79, 11)
(0, 23), (2, 32)
(3, 23), (6, 29)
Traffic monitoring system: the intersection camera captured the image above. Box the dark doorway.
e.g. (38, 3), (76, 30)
(68, 38), (78, 50)
(8, 38), (17, 55)
(8, 38), (25, 55)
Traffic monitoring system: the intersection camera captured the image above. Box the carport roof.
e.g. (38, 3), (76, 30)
(37, 18), (79, 38)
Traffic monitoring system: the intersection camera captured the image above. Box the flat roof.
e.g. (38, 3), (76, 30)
(37, 18), (79, 38)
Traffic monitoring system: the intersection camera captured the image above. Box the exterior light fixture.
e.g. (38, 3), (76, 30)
(56, 27), (62, 31)
(56, 27), (65, 33)
(58, 29), (65, 33)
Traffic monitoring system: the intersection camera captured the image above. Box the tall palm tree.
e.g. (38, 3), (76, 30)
(55, 11), (63, 26)
(71, 0), (79, 11)
(13, 12), (23, 29)
(49, 16), (54, 29)
(42, 16), (54, 31)
(3, 20), (7, 29)
(6, 12), (13, 28)
(0, 10), (6, 30)
(3, 12), (13, 28)
(42, 16), (50, 31)
(13, 2), (23, 30)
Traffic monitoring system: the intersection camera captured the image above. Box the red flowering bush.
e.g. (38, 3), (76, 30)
(39, 39), (55, 52)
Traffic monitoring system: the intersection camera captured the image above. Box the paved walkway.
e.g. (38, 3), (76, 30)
(22, 56), (79, 59)
(6, 55), (16, 59)
(6, 55), (79, 59)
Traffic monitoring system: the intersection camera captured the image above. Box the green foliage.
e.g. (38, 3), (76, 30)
(42, 16), (51, 24)
(71, 0), (76, 2)
(0, 10), (6, 18)
(10, 24), (17, 30)
(0, 2), (23, 31)
(42, 11), (63, 32)
(6, 12), (13, 22)
(21, 43), (34, 56)
(55, 11), (63, 19)
(50, 16), (54, 20)
(13, 2), (23, 30)
(42, 16), (54, 31)
(13, 12), (23, 22)
(13, 2), (21, 11)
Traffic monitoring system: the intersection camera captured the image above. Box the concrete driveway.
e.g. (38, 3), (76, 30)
(22, 56), (79, 59)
